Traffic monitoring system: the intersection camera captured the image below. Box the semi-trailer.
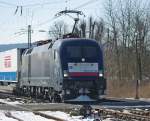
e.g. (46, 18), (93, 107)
(0, 48), (24, 85)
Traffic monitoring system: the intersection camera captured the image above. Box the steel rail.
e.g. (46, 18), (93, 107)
(129, 109), (150, 117)
(97, 108), (150, 121)
(0, 98), (65, 121)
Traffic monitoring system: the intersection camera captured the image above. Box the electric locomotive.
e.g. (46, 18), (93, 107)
(17, 38), (106, 102)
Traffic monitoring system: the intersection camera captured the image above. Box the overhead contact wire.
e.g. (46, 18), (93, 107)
(74, 0), (99, 10)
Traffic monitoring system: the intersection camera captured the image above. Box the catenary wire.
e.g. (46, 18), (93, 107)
(22, 1), (63, 7)
(31, 0), (97, 29)
(74, 0), (99, 10)
(0, 0), (64, 7)
(2, 0), (99, 33)
(0, 0), (17, 6)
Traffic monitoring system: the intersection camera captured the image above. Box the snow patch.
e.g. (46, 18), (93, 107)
(11, 111), (55, 121)
(68, 95), (96, 102)
(0, 99), (21, 105)
(0, 110), (116, 121)
(0, 111), (17, 121)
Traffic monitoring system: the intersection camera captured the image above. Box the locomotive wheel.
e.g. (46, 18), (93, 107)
(51, 93), (62, 103)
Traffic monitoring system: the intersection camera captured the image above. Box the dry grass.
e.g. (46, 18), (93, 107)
(139, 83), (150, 98)
(107, 80), (150, 98)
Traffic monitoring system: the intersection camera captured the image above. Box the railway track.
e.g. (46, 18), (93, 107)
(0, 90), (46, 104)
(129, 109), (150, 117)
(0, 90), (66, 120)
(5, 111), (66, 121)
(96, 108), (150, 121)
(0, 90), (14, 98)
(1, 88), (150, 120)
(0, 99), (66, 121)
(1, 104), (150, 121)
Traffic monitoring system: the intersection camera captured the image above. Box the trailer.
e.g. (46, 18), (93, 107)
(0, 48), (24, 85)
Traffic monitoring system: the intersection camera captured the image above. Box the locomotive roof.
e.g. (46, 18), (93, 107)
(24, 38), (100, 55)
(52, 38), (100, 49)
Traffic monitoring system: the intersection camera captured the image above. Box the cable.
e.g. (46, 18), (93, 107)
(31, 0), (95, 29)
(0, 0), (17, 7)
(22, 1), (62, 7)
(0, 0), (63, 8)
(74, 0), (99, 10)
(33, 16), (58, 28)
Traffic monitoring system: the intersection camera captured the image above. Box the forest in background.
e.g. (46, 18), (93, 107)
(49, 0), (150, 98)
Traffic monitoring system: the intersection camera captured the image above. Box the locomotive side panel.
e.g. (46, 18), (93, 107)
(20, 44), (63, 91)
(50, 49), (63, 91)
(20, 47), (50, 87)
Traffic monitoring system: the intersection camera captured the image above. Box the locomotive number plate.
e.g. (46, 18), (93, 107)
(68, 63), (98, 72)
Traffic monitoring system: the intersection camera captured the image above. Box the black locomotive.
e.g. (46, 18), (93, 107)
(16, 37), (106, 102)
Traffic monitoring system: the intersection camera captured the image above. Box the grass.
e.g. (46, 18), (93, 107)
(106, 80), (150, 98)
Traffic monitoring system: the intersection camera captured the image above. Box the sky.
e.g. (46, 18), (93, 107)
(0, 0), (105, 44)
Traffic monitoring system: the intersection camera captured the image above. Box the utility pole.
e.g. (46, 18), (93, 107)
(135, 33), (142, 99)
(28, 25), (31, 85)
(28, 25), (32, 48)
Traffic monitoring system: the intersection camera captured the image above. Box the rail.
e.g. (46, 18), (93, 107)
(97, 108), (150, 121)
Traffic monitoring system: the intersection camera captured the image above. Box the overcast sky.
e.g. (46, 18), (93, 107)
(0, 0), (105, 44)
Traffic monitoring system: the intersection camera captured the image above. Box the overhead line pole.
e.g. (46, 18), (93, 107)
(28, 25), (32, 48)
(28, 25), (31, 85)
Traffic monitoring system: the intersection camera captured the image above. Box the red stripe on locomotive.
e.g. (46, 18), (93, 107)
(69, 72), (98, 77)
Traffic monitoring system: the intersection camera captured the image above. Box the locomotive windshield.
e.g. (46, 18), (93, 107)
(66, 46), (97, 58)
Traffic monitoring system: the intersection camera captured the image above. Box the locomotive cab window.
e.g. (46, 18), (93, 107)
(66, 46), (97, 58)
(83, 46), (97, 57)
(67, 46), (82, 58)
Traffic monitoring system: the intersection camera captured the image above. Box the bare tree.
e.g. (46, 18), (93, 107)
(104, 0), (150, 97)
(104, 0), (121, 81)
(76, 17), (105, 42)
(79, 20), (86, 38)
(94, 19), (105, 45)
(49, 21), (68, 39)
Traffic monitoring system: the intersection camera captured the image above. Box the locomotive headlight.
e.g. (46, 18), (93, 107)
(63, 70), (68, 77)
(99, 73), (103, 77)
(64, 73), (68, 77)
(99, 71), (103, 77)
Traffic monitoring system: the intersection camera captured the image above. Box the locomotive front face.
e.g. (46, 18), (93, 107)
(60, 39), (106, 101)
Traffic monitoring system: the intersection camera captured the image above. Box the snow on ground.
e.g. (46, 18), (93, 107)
(0, 98), (113, 121)
(0, 98), (21, 105)
(41, 111), (113, 121)
(11, 111), (55, 121)
(0, 95), (115, 121)
(126, 97), (150, 102)
(140, 98), (150, 102)
(122, 109), (131, 114)
(68, 95), (96, 102)
(0, 111), (55, 121)
(102, 118), (116, 121)
(0, 111), (17, 121)
(0, 110), (114, 121)
(41, 111), (83, 121)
